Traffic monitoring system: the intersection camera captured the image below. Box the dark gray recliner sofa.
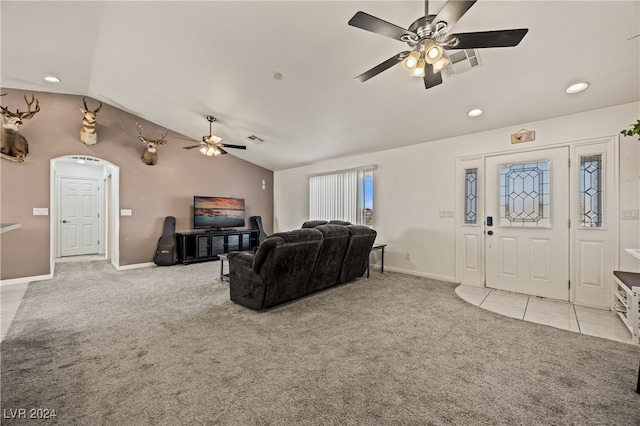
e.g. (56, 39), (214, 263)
(228, 225), (376, 310)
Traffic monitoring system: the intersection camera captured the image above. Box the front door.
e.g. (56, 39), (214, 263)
(59, 177), (102, 257)
(485, 148), (570, 300)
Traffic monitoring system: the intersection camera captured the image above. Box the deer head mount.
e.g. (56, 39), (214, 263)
(137, 123), (168, 166)
(79, 96), (102, 145)
(1, 94), (40, 162)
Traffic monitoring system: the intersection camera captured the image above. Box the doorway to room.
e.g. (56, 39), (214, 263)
(50, 156), (120, 267)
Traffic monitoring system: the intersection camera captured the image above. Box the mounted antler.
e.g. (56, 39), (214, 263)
(137, 123), (168, 166)
(1, 94), (41, 162)
(79, 96), (103, 145)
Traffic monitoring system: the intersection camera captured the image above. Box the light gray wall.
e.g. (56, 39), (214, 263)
(275, 102), (640, 279)
(0, 89), (273, 280)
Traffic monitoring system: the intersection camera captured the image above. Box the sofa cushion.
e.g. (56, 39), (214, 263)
(327, 220), (351, 226)
(308, 224), (350, 293)
(301, 220), (328, 228)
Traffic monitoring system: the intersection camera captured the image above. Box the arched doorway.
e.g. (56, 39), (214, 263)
(50, 155), (120, 269)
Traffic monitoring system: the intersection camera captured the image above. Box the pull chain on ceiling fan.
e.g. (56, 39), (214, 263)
(348, 0), (528, 90)
(182, 115), (247, 156)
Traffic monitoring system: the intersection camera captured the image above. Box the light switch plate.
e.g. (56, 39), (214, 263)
(121, 209), (132, 216)
(33, 207), (49, 216)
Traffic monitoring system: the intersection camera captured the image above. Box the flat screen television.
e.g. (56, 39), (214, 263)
(193, 196), (245, 229)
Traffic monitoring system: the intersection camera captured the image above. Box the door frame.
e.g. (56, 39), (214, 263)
(50, 155), (121, 271)
(455, 136), (618, 308)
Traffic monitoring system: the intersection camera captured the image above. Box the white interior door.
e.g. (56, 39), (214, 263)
(60, 177), (102, 256)
(485, 148), (570, 300)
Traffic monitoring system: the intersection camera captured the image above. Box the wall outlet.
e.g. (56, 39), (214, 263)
(121, 209), (132, 216)
(33, 207), (49, 216)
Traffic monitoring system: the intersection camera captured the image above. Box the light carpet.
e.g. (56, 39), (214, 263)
(1, 260), (639, 425)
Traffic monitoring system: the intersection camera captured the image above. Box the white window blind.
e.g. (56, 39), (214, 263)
(308, 165), (375, 225)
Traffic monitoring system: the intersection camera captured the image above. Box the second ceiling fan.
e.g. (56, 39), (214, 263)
(183, 115), (247, 156)
(348, 0), (528, 90)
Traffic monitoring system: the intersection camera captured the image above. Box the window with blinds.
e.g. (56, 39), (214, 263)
(308, 166), (375, 226)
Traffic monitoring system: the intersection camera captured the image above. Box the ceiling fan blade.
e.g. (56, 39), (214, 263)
(430, 0), (476, 32)
(348, 11), (417, 42)
(356, 52), (410, 82)
(444, 29), (528, 49)
(218, 148), (228, 155)
(423, 64), (443, 90)
(220, 143), (247, 150)
(183, 145), (202, 150)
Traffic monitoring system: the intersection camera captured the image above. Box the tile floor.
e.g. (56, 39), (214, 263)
(456, 285), (635, 345)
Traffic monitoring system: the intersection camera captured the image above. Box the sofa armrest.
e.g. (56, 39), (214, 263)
(228, 251), (266, 310)
(228, 251), (254, 269)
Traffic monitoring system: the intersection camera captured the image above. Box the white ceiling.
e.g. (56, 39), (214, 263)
(2, 1), (639, 171)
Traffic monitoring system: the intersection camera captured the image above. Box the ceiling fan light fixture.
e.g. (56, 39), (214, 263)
(401, 50), (421, 71)
(432, 57), (450, 73)
(410, 60), (426, 77)
(203, 134), (223, 143)
(424, 42), (443, 64)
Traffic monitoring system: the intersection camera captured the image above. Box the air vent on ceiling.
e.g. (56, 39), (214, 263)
(247, 135), (265, 144)
(443, 49), (482, 77)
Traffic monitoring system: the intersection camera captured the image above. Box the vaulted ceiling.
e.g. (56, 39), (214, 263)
(2, 1), (639, 171)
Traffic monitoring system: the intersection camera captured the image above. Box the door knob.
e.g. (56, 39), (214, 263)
(61, 220), (69, 223)
(487, 230), (493, 235)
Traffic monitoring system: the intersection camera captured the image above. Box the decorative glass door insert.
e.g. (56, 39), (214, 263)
(499, 160), (550, 227)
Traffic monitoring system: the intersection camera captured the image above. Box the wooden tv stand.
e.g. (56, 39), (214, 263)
(175, 229), (259, 265)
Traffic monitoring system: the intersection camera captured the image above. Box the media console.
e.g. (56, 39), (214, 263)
(175, 229), (260, 265)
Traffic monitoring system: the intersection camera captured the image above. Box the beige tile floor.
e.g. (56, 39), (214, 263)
(456, 285), (635, 345)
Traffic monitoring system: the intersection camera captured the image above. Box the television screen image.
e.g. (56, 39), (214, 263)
(194, 196), (245, 229)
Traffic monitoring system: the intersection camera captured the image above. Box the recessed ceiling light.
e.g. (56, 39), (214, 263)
(467, 108), (483, 117)
(565, 82), (589, 94)
(44, 76), (61, 83)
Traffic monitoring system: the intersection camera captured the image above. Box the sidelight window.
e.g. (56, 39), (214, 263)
(579, 154), (603, 227)
(464, 168), (478, 224)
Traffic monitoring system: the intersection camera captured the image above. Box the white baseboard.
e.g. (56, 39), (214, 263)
(0, 273), (53, 287)
(113, 262), (155, 271)
(381, 266), (457, 283)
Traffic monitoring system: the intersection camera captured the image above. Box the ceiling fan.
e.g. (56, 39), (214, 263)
(182, 115), (247, 156)
(348, 0), (528, 89)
